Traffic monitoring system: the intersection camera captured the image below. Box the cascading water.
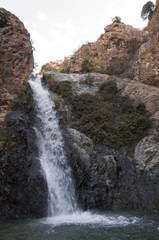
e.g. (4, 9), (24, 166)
(28, 75), (77, 216)
(0, 75), (158, 240)
(28, 74), (140, 228)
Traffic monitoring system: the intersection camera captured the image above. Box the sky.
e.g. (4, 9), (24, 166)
(0, 0), (156, 70)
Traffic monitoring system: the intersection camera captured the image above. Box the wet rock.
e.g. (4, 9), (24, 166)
(0, 84), (48, 222)
(134, 135), (159, 209)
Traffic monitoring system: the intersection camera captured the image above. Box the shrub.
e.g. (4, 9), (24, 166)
(112, 16), (121, 23)
(60, 66), (70, 73)
(141, 1), (155, 20)
(85, 75), (95, 85)
(44, 77), (72, 102)
(60, 59), (71, 73)
(47, 79), (151, 147)
(81, 58), (96, 73)
(99, 81), (118, 95)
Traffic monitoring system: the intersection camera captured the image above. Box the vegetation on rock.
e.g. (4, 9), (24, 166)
(141, 1), (155, 20)
(81, 58), (97, 73)
(44, 77), (151, 147)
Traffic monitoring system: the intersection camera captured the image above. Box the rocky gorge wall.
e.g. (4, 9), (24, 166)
(124, 2), (159, 86)
(0, 85), (48, 221)
(0, 9), (47, 222)
(0, 8), (34, 151)
(43, 72), (159, 211)
(1, 3), (159, 222)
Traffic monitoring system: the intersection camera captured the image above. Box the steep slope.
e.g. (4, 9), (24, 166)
(0, 9), (48, 222)
(40, 21), (148, 75)
(0, 8), (34, 147)
(124, 2), (159, 86)
(68, 22), (148, 74)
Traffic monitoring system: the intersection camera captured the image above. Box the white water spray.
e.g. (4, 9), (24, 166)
(29, 76), (77, 216)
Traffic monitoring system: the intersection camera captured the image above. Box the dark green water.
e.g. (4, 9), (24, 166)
(0, 211), (158, 240)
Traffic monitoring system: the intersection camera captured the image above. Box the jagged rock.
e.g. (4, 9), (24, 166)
(63, 127), (140, 210)
(0, 8), (34, 85)
(134, 135), (159, 209)
(0, 84), (48, 222)
(63, 126), (159, 211)
(0, 8), (34, 131)
(124, 3), (159, 86)
(41, 22), (148, 75)
(115, 77), (159, 113)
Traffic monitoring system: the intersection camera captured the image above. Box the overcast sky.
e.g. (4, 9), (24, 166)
(1, 0), (155, 69)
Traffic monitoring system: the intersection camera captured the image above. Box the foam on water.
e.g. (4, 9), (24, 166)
(42, 211), (139, 227)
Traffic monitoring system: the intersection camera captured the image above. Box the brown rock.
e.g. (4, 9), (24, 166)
(0, 8), (34, 85)
(41, 22), (147, 75)
(0, 8), (34, 128)
(124, 4), (159, 86)
(118, 79), (159, 113)
(68, 22), (147, 75)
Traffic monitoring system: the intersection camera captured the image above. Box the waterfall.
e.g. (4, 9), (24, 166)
(28, 75), (77, 217)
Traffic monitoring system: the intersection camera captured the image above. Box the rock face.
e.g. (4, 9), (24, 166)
(0, 8), (34, 85)
(0, 85), (48, 222)
(0, 8), (34, 151)
(64, 127), (159, 211)
(41, 22), (148, 75)
(46, 72), (159, 211)
(68, 22), (147, 74)
(0, 9), (46, 222)
(124, 4), (159, 86)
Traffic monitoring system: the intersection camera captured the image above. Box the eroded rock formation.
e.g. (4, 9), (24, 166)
(124, 3), (159, 86)
(0, 8), (34, 85)
(68, 22), (148, 74)
(0, 8), (34, 147)
(0, 9), (46, 222)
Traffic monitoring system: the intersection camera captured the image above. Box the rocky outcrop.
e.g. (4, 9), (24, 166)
(0, 9), (45, 222)
(124, 3), (159, 86)
(68, 22), (148, 74)
(64, 127), (159, 211)
(0, 8), (34, 145)
(0, 85), (48, 222)
(45, 72), (159, 211)
(41, 22), (148, 75)
(0, 8), (34, 85)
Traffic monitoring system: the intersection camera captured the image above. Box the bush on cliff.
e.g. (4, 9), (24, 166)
(45, 77), (151, 147)
(141, 1), (155, 20)
(81, 58), (97, 73)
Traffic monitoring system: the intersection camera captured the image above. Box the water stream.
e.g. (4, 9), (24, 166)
(28, 75), (77, 216)
(0, 75), (158, 240)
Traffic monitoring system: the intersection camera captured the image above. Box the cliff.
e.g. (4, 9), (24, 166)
(0, 8), (34, 149)
(0, 9), (46, 222)
(68, 22), (148, 75)
(124, 3), (159, 86)
(43, 71), (159, 211)
(40, 22), (148, 75)
(41, 2), (159, 88)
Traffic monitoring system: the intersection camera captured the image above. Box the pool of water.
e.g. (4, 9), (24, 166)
(0, 211), (158, 240)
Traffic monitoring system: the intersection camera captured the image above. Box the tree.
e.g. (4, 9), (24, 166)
(111, 16), (121, 23)
(141, 1), (155, 20)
